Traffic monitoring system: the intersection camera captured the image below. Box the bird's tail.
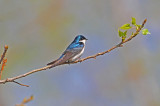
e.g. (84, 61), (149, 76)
(47, 59), (58, 65)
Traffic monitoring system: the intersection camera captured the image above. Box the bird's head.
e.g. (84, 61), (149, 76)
(74, 35), (88, 44)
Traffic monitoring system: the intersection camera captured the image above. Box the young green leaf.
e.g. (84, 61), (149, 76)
(120, 23), (132, 30)
(131, 17), (136, 25)
(142, 29), (151, 35)
(118, 29), (123, 37)
(122, 31), (127, 41)
(118, 29), (127, 38)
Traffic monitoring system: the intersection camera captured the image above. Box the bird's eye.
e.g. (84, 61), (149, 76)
(81, 37), (85, 40)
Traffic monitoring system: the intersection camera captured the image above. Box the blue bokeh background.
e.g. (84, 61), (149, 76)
(0, 0), (160, 106)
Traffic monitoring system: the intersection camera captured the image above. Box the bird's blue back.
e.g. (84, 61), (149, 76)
(66, 35), (84, 50)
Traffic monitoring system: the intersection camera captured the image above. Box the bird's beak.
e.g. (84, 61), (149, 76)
(85, 38), (88, 40)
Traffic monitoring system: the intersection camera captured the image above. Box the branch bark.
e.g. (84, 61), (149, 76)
(0, 19), (147, 87)
(0, 45), (8, 64)
(0, 45), (8, 80)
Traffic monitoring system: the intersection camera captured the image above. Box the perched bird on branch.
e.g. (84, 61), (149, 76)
(47, 35), (88, 68)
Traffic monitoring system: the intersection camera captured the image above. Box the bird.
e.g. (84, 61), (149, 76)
(47, 35), (88, 68)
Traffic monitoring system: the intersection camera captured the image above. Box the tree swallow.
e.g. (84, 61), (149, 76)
(47, 35), (88, 68)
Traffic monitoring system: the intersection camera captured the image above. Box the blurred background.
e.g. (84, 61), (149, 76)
(0, 0), (160, 106)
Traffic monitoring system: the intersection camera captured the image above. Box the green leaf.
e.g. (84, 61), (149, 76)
(131, 17), (136, 25)
(118, 29), (123, 37)
(142, 29), (151, 35)
(124, 30), (127, 35)
(118, 29), (127, 38)
(120, 23), (132, 30)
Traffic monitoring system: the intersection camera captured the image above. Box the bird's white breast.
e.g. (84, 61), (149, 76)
(71, 40), (86, 61)
(71, 46), (85, 61)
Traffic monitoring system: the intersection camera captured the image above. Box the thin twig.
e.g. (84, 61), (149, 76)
(0, 45), (8, 79)
(0, 59), (7, 79)
(13, 80), (29, 87)
(0, 45), (8, 64)
(0, 19), (147, 87)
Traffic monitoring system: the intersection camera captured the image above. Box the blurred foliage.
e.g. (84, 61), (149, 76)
(16, 95), (34, 106)
(0, 0), (159, 106)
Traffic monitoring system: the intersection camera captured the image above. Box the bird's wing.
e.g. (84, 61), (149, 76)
(47, 51), (76, 68)
(47, 43), (84, 68)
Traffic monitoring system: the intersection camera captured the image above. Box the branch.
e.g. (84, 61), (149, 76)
(0, 45), (8, 64)
(0, 19), (147, 87)
(13, 80), (29, 87)
(0, 65), (51, 86)
(0, 59), (7, 80)
(0, 45), (8, 80)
